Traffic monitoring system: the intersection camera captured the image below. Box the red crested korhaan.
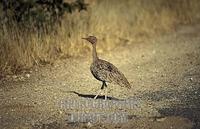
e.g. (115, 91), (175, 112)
(82, 36), (131, 100)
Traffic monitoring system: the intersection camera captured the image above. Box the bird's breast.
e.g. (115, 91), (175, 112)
(90, 62), (107, 82)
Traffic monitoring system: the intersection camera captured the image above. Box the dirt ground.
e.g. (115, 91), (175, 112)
(0, 24), (200, 129)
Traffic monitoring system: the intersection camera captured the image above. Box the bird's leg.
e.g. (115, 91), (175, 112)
(94, 90), (101, 99)
(104, 82), (108, 100)
(94, 82), (105, 99)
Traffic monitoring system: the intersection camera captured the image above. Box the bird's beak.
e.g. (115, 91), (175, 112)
(82, 37), (88, 40)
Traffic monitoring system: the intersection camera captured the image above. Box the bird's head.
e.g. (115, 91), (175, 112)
(82, 36), (97, 44)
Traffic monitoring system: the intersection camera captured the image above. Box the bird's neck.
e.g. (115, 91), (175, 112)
(92, 43), (98, 62)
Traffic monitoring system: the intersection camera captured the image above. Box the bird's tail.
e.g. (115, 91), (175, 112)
(118, 79), (131, 89)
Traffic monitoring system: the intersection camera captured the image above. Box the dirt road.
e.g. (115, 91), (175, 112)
(0, 24), (200, 129)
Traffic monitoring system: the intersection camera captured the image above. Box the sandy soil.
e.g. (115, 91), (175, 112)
(0, 24), (200, 129)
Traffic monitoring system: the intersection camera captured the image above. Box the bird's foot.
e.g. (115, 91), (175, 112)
(94, 95), (98, 99)
(104, 95), (107, 100)
(94, 89), (102, 100)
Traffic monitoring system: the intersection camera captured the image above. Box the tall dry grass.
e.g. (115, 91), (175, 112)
(0, 0), (200, 75)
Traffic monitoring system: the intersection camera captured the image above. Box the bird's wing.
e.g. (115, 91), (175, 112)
(97, 59), (131, 88)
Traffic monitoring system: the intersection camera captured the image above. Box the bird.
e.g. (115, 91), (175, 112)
(82, 36), (131, 100)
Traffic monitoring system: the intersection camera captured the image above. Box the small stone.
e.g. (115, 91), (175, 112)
(19, 76), (25, 81)
(87, 122), (93, 128)
(25, 74), (30, 78)
(34, 88), (39, 92)
(12, 75), (17, 79)
(59, 110), (62, 114)
(156, 117), (166, 122)
(54, 96), (57, 99)
(189, 77), (193, 82)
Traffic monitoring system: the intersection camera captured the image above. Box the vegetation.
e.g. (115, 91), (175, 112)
(0, 0), (200, 75)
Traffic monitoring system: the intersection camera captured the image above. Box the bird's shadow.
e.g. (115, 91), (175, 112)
(67, 91), (123, 101)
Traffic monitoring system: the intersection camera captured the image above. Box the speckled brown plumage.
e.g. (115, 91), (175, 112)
(82, 36), (131, 100)
(90, 59), (131, 88)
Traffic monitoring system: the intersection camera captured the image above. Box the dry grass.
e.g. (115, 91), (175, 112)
(0, 0), (200, 75)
